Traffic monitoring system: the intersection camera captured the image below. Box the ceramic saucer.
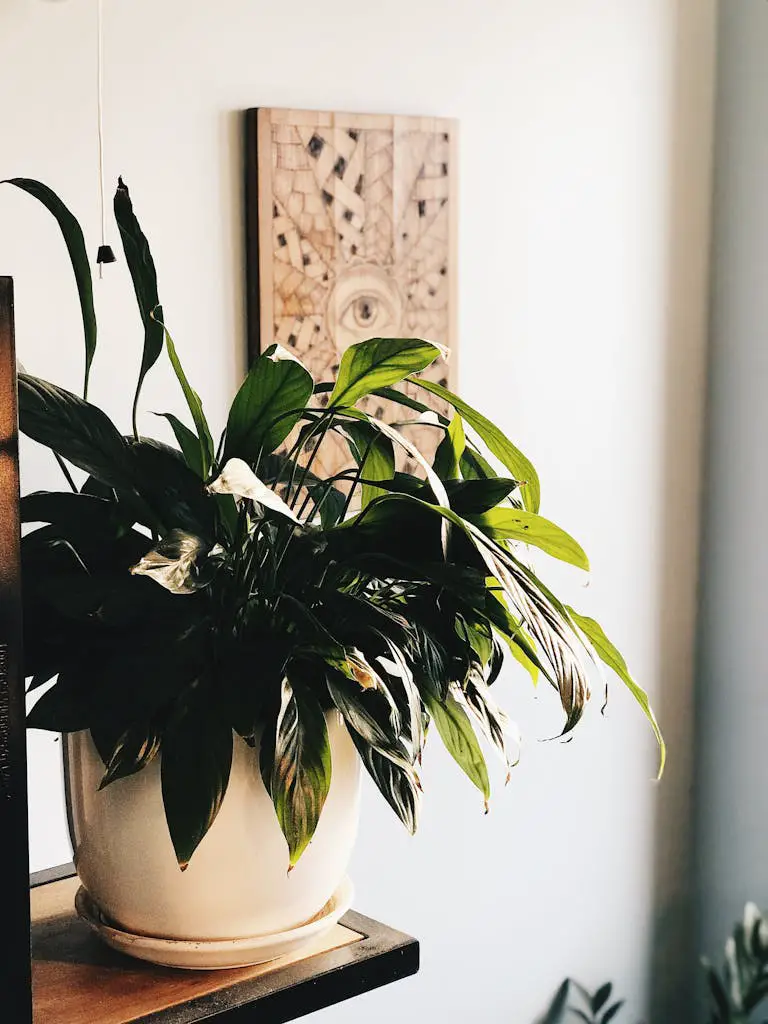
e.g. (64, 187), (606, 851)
(74, 878), (354, 970)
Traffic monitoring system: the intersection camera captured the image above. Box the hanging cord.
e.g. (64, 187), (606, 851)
(95, 0), (115, 275)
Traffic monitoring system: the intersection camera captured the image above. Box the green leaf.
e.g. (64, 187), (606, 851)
(424, 689), (490, 805)
(412, 378), (541, 513)
(542, 980), (571, 1024)
(128, 439), (215, 542)
(460, 446), (498, 481)
(113, 178), (165, 434)
(306, 481), (346, 529)
(97, 723), (161, 789)
(601, 1001), (625, 1024)
(592, 983), (613, 1014)
(446, 478), (519, 516)
(161, 693), (233, 870)
(18, 374), (130, 487)
(344, 421), (395, 509)
(4, 178), (97, 398)
(432, 413), (465, 480)
(163, 327), (215, 478)
(224, 347), (314, 465)
(326, 670), (411, 768)
(154, 413), (204, 478)
(348, 728), (420, 834)
(566, 608), (665, 778)
(329, 338), (441, 408)
(469, 508), (589, 571)
(261, 678), (332, 867)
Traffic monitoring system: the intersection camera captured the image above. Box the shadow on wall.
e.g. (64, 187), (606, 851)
(649, 0), (717, 1021)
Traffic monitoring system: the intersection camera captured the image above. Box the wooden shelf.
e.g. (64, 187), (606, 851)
(31, 868), (419, 1024)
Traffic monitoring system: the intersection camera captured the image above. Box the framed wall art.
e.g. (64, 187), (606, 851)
(245, 108), (458, 475)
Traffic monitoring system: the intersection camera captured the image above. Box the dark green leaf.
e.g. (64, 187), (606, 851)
(469, 508), (589, 571)
(592, 983), (613, 1014)
(541, 980), (571, 1024)
(97, 722), (161, 789)
(446, 478), (519, 515)
(460, 446), (498, 481)
(19, 374), (130, 487)
(113, 178), (165, 431)
(601, 1001), (625, 1024)
(161, 691), (233, 870)
(224, 348), (313, 464)
(412, 377), (541, 513)
(4, 178), (97, 398)
(344, 421), (395, 508)
(261, 678), (331, 867)
(432, 413), (465, 480)
(127, 439), (215, 541)
(326, 670), (411, 768)
(163, 327), (215, 478)
(566, 608), (665, 778)
(154, 413), (204, 478)
(348, 728), (420, 834)
(307, 481), (346, 529)
(330, 338), (441, 408)
(424, 689), (490, 804)
(705, 965), (733, 1021)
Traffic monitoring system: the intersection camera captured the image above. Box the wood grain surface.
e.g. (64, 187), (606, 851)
(31, 876), (362, 1024)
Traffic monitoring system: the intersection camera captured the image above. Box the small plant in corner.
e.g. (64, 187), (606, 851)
(540, 903), (768, 1024)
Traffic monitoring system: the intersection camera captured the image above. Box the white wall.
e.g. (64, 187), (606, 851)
(695, 0), (768, 982)
(0, 1), (716, 1019)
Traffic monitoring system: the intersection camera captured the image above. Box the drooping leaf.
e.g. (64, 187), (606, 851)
(97, 722), (161, 789)
(4, 178), (97, 398)
(329, 338), (441, 408)
(18, 374), (130, 487)
(154, 413), (205, 478)
(469, 507), (589, 571)
(348, 727), (421, 834)
(224, 346), (314, 465)
(113, 178), (166, 433)
(325, 669), (411, 768)
(432, 412), (465, 480)
(160, 693), (233, 870)
(424, 688), (490, 806)
(461, 672), (520, 777)
(412, 377), (541, 513)
(566, 608), (665, 778)
(163, 327), (215, 478)
(261, 677), (332, 867)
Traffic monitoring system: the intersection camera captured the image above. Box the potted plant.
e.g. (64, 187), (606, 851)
(8, 177), (664, 969)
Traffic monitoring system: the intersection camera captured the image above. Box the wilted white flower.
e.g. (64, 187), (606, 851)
(207, 458), (299, 523)
(131, 530), (209, 595)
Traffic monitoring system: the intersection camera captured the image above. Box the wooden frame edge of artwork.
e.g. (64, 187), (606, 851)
(0, 275), (33, 1024)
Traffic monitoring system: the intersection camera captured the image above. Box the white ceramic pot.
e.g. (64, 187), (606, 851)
(64, 711), (361, 949)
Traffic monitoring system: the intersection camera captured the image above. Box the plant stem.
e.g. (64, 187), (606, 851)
(54, 453), (78, 493)
(289, 413), (335, 510)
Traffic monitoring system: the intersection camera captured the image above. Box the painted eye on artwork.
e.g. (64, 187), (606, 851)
(327, 264), (404, 352)
(340, 293), (392, 333)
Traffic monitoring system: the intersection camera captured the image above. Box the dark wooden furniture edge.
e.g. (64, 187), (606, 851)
(31, 865), (420, 1024)
(1, 277), (33, 1024)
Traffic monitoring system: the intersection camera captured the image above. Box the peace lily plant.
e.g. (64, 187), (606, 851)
(11, 178), (664, 877)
